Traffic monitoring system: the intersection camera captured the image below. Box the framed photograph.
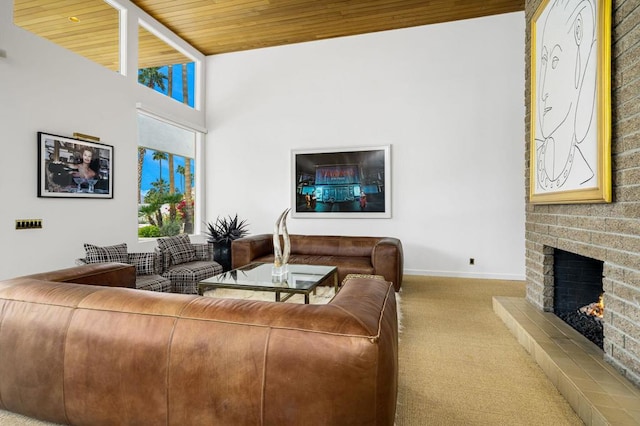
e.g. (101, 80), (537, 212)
(291, 145), (391, 219)
(529, 0), (611, 204)
(38, 132), (114, 199)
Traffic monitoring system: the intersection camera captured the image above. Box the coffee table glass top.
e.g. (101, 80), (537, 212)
(199, 262), (337, 293)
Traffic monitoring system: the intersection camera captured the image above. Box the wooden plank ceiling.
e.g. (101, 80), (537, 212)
(131, 0), (525, 55)
(14, 0), (524, 69)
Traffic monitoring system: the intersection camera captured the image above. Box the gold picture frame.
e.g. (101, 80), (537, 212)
(529, 0), (611, 204)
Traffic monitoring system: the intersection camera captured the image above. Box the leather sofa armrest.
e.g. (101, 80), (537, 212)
(231, 234), (274, 268)
(371, 238), (404, 291)
(24, 263), (136, 288)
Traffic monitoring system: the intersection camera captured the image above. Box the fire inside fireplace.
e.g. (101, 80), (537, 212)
(580, 294), (604, 319)
(553, 249), (604, 349)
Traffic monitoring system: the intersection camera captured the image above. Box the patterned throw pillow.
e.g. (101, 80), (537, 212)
(127, 252), (158, 276)
(157, 234), (196, 266)
(84, 243), (128, 264)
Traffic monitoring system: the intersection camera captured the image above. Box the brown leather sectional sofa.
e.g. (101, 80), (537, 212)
(0, 262), (398, 425)
(232, 234), (404, 291)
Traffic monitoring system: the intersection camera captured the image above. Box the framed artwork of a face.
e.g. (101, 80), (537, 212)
(530, 0), (611, 204)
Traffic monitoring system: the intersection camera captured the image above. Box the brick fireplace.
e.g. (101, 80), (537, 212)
(524, 0), (640, 389)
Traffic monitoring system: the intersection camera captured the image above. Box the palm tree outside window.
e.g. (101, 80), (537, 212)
(137, 63), (194, 107)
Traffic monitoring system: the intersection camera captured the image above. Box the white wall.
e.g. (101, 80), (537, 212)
(206, 12), (526, 280)
(0, 1), (205, 280)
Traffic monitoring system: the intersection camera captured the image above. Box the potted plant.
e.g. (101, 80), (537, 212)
(204, 214), (249, 271)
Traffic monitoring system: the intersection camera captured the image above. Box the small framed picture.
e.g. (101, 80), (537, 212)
(38, 132), (114, 199)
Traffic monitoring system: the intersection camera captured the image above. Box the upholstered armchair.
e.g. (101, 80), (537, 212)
(155, 234), (223, 294)
(77, 243), (171, 292)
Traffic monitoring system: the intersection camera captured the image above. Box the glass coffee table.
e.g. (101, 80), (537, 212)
(198, 262), (338, 304)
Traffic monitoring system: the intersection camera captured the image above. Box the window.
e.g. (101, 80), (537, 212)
(138, 24), (196, 108)
(14, 0), (122, 72)
(137, 113), (198, 238)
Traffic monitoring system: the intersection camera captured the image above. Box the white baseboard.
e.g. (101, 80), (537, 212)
(403, 269), (525, 281)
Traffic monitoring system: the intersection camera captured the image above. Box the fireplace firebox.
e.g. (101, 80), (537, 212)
(553, 249), (604, 349)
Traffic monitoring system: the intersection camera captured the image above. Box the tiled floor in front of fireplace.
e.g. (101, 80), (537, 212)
(493, 296), (640, 426)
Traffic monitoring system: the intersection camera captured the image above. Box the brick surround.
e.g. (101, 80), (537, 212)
(525, 0), (640, 388)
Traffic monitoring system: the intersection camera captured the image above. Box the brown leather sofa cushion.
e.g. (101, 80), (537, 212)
(289, 234), (378, 257)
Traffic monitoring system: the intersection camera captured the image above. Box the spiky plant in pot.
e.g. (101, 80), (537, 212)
(204, 214), (249, 271)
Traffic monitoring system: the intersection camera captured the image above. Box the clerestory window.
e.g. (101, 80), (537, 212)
(13, 0), (122, 72)
(137, 22), (195, 108)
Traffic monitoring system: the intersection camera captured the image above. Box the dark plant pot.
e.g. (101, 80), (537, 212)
(212, 242), (232, 272)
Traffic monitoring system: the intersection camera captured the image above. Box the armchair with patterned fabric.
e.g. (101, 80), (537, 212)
(155, 234), (223, 294)
(77, 243), (172, 292)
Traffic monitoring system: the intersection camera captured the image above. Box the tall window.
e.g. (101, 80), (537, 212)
(138, 24), (195, 108)
(137, 113), (197, 238)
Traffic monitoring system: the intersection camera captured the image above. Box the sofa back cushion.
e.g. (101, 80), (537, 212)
(157, 234), (196, 266)
(336, 237), (379, 257)
(127, 252), (160, 275)
(290, 235), (378, 257)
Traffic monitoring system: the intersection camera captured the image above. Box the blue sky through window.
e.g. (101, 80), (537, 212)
(140, 150), (194, 200)
(138, 62), (195, 108)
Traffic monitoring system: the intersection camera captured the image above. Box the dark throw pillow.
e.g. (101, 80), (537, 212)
(84, 243), (128, 264)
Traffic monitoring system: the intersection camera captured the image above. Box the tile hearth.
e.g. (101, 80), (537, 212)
(493, 297), (640, 426)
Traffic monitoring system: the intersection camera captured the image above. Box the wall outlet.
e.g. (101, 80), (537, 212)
(16, 219), (43, 230)
(469, 258), (475, 265)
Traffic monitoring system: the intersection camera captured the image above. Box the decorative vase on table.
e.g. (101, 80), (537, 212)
(205, 214), (249, 272)
(272, 208), (291, 281)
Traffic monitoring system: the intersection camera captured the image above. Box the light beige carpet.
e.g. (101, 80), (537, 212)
(0, 411), (59, 425)
(395, 275), (583, 425)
